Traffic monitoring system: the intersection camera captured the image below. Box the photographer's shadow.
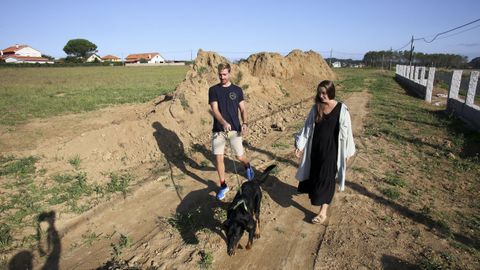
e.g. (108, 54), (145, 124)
(9, 211), (61, 270)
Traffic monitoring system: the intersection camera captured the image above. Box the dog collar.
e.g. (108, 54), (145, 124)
(232, 199), (248, 212)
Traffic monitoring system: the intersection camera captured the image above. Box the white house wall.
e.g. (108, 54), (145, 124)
(4, 57), (50, 64)
(15, 47), (42, 57)
(5, 57), (18, 63)
(86, 55), (103, 62)
(148, 55), (165, 63)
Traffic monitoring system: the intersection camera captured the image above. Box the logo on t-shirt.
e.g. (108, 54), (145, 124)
(229, 92), (237, 100)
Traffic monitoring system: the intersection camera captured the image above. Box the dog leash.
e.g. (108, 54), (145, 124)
(222, 131), (243, 192)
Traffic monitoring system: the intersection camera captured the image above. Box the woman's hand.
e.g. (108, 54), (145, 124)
(294, 148), (303, 159)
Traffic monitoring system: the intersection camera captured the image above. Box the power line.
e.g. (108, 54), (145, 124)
(414, 18), (480, 43)
(395, 40), (412, 51)
(392, 17), (480, 60)
(436, 23), (480, 41)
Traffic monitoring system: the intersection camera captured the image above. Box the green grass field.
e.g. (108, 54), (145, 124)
(0, 66), (189, 125)
(336, 68), (480, 269)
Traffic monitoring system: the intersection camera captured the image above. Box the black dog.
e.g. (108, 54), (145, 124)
(223, 164), (276, 256)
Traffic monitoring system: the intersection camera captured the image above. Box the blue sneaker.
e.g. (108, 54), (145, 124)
(246, 166), (255, 181)
(216, 186), (230, 200)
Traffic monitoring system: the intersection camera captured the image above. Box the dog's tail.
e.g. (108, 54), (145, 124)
(254, 164), (277, 185)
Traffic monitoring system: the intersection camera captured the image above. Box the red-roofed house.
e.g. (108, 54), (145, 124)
(125, 52), (165, 64)
(0, 44), (52, 64)
(102, 55), (121, 62)
(86, 53), (103, 63)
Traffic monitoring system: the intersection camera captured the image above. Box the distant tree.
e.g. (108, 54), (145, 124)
(64, 56), (84, 63)
(363, 50), (468, 68)
(469, 57), (480, 69)
(63, 39), (97, 59)
(41, 54), (55, 60)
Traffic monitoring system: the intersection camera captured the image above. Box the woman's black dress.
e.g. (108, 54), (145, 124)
(298, 102), (341, 206)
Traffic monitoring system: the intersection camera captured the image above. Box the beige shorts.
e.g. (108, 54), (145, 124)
(212, 131), (245, 156)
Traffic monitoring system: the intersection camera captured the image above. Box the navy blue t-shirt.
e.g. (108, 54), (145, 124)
(208, 83), (244, 132)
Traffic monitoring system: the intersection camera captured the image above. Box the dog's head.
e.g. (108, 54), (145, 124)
(223, 219), (245, 256)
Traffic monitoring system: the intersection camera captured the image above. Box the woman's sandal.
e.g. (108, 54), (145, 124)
(311, 214), (327, 224)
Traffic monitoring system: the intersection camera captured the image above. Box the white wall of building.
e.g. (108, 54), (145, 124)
(148, 54), (165, 63)
(86, 54), (103, 62)
(15, 47), (42, 57)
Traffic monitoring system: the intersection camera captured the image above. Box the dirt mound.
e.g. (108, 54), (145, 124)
(244, 49), (334, 80)
(2, 49), (334, 186)
(152, 49), (335, 143)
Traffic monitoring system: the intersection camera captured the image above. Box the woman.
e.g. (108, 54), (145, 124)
(294, 80), (355, 224)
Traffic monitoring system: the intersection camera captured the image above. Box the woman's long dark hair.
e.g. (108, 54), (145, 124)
(315, 80), (336, 123)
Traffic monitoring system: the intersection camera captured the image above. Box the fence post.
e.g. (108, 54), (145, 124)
(414, 67), (420, 83)
(465, 71), (479, 106)
(425, 67), (435, 102)
(420, 67), (426, 86)
(448, 70), (463, 100)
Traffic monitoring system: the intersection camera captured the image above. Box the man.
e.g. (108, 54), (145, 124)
(208, 63), (254, 200)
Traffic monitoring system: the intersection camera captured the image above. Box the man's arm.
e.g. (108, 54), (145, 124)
(210, 101), (231, 131)
(239, 100), (248, 135)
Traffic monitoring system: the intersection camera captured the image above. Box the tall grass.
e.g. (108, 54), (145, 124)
(0, 66), (189, 125)
(336, 68), (479, 269)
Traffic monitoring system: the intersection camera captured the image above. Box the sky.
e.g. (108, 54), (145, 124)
(1, 0), (479, 61)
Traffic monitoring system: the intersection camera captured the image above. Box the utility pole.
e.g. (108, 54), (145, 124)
(409, 35), (415, 66)
(389, 47), (392, 70)
(382, 53), (384, 70)
(329, 49), (332, 66)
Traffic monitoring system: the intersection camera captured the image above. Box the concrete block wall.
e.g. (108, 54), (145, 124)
(395, 65), (480, 130)
(395, 64), (434, 102)
(447, 70), (480, 130)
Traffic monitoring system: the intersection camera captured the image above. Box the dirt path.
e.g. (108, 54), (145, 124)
(44, 90), (370, 270)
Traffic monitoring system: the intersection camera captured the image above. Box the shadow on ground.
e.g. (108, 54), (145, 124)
(347, 181), (479, 251)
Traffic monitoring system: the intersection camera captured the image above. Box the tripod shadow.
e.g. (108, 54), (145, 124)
(37, 211), (61, 270)
(8, 212), (62, 270)
(9, 211), (62, 270)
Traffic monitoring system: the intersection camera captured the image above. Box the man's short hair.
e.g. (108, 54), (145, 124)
(217, 63), (231, 73)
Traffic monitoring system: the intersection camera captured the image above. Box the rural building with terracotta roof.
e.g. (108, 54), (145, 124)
(102, 54), (121, 62)
(0, 44), (53, 64)
(125, 52), (165, 63)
